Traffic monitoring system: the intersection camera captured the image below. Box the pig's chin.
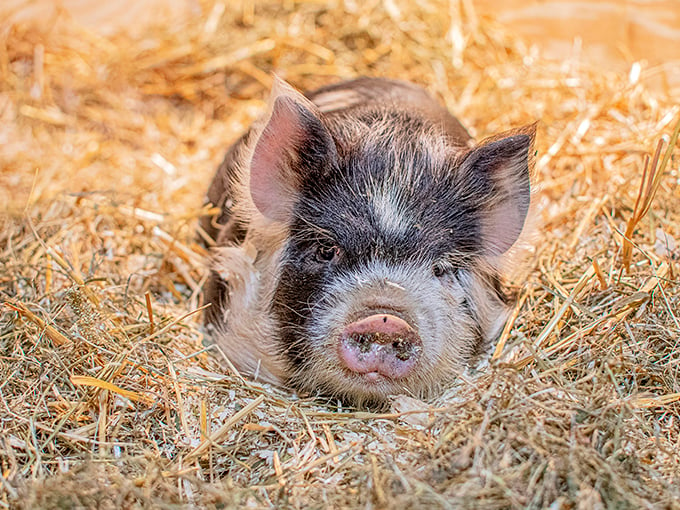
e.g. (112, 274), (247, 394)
(309, 367), (426, 407)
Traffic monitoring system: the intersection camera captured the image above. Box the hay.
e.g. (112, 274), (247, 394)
(1, 1), (679, 508)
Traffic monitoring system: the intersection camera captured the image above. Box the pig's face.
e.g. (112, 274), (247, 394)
(242, 80), (534, 405)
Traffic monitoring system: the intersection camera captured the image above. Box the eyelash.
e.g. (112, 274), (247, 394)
(432, 259), (458, 278)
(315, 244), (340, 263)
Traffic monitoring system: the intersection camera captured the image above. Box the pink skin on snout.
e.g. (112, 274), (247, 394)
(337, 314), (422, 381)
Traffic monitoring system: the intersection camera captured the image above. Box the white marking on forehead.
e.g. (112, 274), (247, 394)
(370, 183), (412, 235)
(364, 125), (445, 236)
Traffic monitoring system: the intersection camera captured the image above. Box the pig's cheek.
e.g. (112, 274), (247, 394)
(413, 290), (459, 362)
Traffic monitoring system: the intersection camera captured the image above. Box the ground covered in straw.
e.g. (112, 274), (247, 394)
(1, 1), (679, 508)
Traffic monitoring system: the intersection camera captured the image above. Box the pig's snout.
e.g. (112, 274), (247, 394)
(338, 314), (422, 381)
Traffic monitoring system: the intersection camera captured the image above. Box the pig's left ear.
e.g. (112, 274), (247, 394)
(460, 125), (536, 256)
(249, 78), (338, 222)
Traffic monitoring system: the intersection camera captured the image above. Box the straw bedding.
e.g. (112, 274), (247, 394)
(1, 1), (679, 508)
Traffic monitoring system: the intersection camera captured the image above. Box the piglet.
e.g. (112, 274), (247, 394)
(200, 77), (535, 406)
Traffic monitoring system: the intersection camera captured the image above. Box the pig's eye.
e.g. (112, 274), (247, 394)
(432, 259), (457, 278)
(315, 245), (340, 263)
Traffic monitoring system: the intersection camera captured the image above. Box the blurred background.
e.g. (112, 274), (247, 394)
(4, 0), (680, 90)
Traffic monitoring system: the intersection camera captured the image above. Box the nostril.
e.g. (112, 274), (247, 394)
(354, 333), (372, 352)
(393, 339), (415, 360)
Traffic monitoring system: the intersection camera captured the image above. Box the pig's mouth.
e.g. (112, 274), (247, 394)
(336, 310), (423, 383)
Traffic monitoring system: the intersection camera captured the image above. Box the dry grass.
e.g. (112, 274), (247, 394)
(1, 1), (680, 508)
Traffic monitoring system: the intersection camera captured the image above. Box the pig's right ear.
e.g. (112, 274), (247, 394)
(249, 80), (337, 222)
(459, 125), (535, 256)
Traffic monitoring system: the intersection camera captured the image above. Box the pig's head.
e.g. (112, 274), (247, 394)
(246, 81), (534, 406)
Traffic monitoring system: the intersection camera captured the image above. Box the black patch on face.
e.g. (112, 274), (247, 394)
(271, 245), (328, 369)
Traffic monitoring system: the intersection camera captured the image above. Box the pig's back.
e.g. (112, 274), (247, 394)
(308, 77), (472, 147)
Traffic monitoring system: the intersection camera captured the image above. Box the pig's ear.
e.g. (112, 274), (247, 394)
(460, 125), (535, 256)
(249, 78), (337, 222)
